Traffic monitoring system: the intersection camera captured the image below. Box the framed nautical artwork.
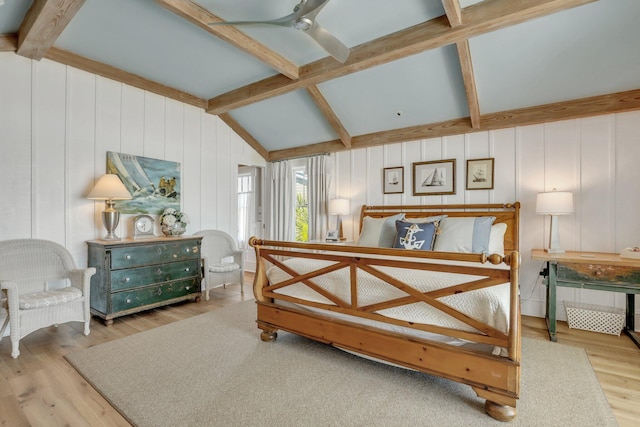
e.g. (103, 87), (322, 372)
(106, 151), (181, 214)
(466, 158), (494, 190)
(412, 159), (456, 196)
(383, 166), (404, 194)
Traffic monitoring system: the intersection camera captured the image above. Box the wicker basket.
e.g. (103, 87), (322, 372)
(564, 301), (625, 336)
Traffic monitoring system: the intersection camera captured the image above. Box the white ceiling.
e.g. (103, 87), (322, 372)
(2, 0), (639, 159)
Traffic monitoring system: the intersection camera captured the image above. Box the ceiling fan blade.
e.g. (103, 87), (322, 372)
(208, 1), (346, 62)
(208, 0), (330, 29)
(306, 22), (349, 63)
(208, 13), (298, 29)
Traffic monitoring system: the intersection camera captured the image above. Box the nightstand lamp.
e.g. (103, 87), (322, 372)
(329, 198), (350, 240)
(88, 174), (132, 240)
(536, 189), (573, 254)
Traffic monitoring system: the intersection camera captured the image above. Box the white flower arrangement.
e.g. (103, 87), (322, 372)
(160, 208), (190, 227)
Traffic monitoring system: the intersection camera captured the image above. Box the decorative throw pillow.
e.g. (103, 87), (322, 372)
(393, 220), (438, 250)
(433, 216), (496, 253)
(488, 222), (508, 255)
(357, 213), (405, 247)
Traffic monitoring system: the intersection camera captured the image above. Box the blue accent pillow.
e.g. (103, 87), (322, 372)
(433, 216), (496, 253)
(393, 220), (437, 250)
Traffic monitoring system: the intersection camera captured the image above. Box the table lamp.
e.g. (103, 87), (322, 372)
(536, 189), (573, 254)
(329, 198), (350, 240)
(88, 174), (132, 240)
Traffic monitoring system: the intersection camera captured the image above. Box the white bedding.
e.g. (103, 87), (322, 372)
(267, 257), (511, 336)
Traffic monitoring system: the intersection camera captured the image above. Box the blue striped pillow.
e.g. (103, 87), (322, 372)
(433, 216), (496, 253)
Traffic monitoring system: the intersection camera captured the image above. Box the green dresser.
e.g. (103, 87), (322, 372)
(88, 236), (202, 325)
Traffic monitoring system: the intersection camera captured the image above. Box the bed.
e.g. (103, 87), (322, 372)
(249, 203), (521, 421)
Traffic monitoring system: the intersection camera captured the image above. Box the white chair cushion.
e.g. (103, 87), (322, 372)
(19, 287), (83, 310)
(209, 263), (240, 273)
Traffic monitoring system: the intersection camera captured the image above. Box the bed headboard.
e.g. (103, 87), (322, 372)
(359, 203), (520, 253)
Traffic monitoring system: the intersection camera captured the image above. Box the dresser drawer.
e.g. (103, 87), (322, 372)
(558, 263), (640, 284)
(111, 278), (200, 313)
(110, 241), (199, 269)
(110, 259), (198, 292)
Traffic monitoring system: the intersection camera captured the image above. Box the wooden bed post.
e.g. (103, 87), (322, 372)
(249, 237), (279, 342)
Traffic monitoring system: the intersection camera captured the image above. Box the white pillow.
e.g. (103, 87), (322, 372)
(433, 216), (496, 253)
(357, 213), (405, 247)
(488, 223), (507, 255)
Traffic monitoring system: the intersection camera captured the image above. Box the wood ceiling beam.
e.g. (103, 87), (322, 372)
(218, 113), (270, 160)
(17, 0), (85, 60)
(456, 40), (481, 129)
(45, 47), (207, 109)
(306, 85), (352, 148)
(0, 34), (18, 51)
(443, 1), (481, 129)
(155, 0), (299, 80)
(268, 88), (640, 161)
(441, 0), (463, 27)
(207, 0), (597, 115)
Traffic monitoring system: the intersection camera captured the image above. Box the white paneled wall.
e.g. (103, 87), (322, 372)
(333, 111), (640, 325)
(0, 52), (265, 269)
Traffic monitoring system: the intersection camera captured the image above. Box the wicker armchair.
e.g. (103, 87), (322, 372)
(193, 230), (245, 300)
(0, 239), (95, 358)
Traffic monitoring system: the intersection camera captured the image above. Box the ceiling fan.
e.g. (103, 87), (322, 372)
(209, 0), (349, 63)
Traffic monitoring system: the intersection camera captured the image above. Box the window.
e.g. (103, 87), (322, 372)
(293, 166), (308, 242)
(237, 170), (255, 248)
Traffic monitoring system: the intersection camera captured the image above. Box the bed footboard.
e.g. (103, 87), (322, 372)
(250, 237), (521, 422)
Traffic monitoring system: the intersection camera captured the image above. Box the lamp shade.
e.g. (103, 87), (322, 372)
(87, 174), (132, 200)
(535, 191), (573, 215)
(329, 198), (350, 216)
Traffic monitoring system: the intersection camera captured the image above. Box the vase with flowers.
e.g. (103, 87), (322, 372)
(160, 208), (190, 237)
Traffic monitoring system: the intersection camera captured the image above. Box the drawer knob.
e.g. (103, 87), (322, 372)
(594, 269), (603, 276)
(185, 248), (191, 253)
(124, 277), (130, 283)
(125, 254), (131, 260)
(126, 298), (131, 304)
(157, 289), (163, 296)
(186, 286), (191, 290)
(173, 254), (178, 258)
(185, 267), (190, 272)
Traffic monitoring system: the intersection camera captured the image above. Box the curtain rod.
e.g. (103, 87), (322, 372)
(270, 153), (329, 163)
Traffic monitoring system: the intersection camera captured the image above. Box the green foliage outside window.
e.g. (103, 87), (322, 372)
(295, 193), (308, 242)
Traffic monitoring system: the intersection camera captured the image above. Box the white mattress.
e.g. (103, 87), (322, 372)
(267, 256), (511, 345)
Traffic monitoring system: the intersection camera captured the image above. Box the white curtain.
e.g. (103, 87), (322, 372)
(269, 160), (295, 241)
(307, 154), (329, 241)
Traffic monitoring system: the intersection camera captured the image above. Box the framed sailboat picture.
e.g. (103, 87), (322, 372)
(466, 158), (494, 190)
(412, 159), (456, 196)
(106, 151), (181, 214)
(383, 166), (404, 194)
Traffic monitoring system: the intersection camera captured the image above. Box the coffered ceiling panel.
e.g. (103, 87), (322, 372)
(229, 89), (339, 151)
(318, 45), (469, 136)
(470, 0), (640, 113)
(55, 0), (277, 99)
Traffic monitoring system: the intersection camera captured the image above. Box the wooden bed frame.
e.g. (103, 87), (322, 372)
(250, 203), (521, 421)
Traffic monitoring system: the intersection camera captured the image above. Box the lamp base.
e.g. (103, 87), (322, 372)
(102, 209), (121, 241)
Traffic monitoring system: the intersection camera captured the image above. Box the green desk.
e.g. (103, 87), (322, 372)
(531, 249), (640, 348)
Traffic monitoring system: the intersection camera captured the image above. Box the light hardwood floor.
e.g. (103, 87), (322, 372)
(1, 276), (639, 426)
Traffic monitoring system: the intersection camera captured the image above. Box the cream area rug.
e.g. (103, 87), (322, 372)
(66, 301), (617, 427)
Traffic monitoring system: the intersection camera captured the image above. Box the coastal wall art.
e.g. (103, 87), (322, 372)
(107, 151), (181, 214)
(412, 159), (456, 196)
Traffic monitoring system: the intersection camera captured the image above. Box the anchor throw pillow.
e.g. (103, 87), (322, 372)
(393, 220), (438, 250)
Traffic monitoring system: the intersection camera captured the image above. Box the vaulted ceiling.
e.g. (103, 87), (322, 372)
(1, 0), (639, 161)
